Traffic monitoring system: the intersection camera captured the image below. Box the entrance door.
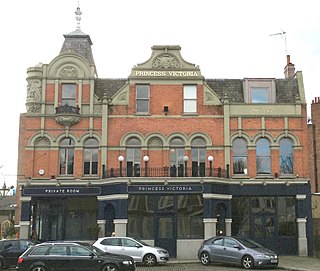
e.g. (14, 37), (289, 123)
(155, 216), (176, 258)
(251, 214), (277, 249)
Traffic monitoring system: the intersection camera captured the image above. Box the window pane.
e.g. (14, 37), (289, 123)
(62, 84), (76, 106)
(233, 138), (248, 174)
(256, 138), (270, 174)
(280, 138), (294, 174)
(136, 85), (149, 113)
(137, 100), (149, 112)
(184, 85), (197, 98)
(136, 85), (149, 98)
(251, 87), (269, 103)
(184, 101), (197, 112)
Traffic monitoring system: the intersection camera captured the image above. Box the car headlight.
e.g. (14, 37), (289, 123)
(255, 253), (268, 258)
(157, 249), (167, 254)
(122, 260), (132, 265)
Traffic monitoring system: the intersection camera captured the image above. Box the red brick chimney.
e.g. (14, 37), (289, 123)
(284, 55), (295, 78)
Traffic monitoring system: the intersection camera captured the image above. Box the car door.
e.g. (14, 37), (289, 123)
(221, 238), (243, 265)
(208, 237), (225, 262)
(68, 245), (98, 271)
(120, 238), (143, 262)
(100, 238), (123, 255)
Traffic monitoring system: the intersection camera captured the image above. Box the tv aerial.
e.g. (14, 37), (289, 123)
(269, 30), (287, 55)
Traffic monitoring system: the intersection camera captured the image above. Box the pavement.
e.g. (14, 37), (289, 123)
(165, 256), (320, 271)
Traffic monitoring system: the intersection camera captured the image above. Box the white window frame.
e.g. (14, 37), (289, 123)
(184, 85), (197, 113)
(136, 85), (150, 114)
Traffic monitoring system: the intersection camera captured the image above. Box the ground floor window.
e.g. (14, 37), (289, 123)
(31, 197), (98, 241)
(127, 195), (203, 239)
(232, 196), (296, 238)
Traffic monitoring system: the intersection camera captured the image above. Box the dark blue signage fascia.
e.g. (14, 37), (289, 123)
(23, 187), (101, 196)
(127, 184), (204, 194)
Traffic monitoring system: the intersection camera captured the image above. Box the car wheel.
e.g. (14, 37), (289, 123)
(31, 266), (47, 271)
(242, 255), (254, 269)
(143, 253), (157, 266)
(101, 264), (119, 271)
(200, 252), (210, 265)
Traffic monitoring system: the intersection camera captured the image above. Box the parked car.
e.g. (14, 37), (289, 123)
(93, 237), (169, 266)
(198, 236), (278, 269)
(0, 239), (35, 268)
(16, 241), (136, 271)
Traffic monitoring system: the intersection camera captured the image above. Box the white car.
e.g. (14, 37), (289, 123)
(93, 237), (169, 266)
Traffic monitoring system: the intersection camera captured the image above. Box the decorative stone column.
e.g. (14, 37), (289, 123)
(203, 218), (217, 239)
(297, 218), (308, 256)
(97, 220), (106, 238)
(19, 221), (30, 239)
(225, 218), (232, 236)
(114, 219), (128, 236)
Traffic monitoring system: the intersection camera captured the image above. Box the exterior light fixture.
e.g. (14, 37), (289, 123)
(183, 156), (189, 177)
(208, 156), (214, 176)
(118, 155), (124, 177)
(143, 155), (149, 177)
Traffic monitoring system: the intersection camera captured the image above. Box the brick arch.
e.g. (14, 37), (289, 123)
(29, 132), (54, 147)
(166, 133), (188, 147)
(275, 133), (301, 147)
(79, 133), (102, 146)
(119, 132), (144, 147)
(145, 133), (166, 148)
(230, 133), (252, 147)
(55, 133), (80, 147)
(188, 132), (212, 146)
(252, 132), (275, 147)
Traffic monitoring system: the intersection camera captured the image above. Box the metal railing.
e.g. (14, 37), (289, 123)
(102, 166), (228, 179)
(55, 104), (80, 114)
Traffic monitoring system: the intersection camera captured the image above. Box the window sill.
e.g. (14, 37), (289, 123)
(182, 113), (198, 116)
(232, 175), (250, 179)
(256, 174), (273, 179)
(279, 174), (296, 179)
(135, 113), (150, 116)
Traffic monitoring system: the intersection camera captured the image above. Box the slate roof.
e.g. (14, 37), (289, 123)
(94, 77), (300, 104)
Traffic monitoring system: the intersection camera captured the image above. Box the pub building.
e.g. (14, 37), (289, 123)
(16, 7), (312, 258)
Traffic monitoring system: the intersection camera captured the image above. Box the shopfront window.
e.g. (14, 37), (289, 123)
(177, 195), (203, 238)
(128, 195), (154, 239)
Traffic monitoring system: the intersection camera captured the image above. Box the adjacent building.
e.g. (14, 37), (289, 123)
(16, 11), (312, 258)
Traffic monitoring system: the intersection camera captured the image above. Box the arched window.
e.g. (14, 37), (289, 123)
(232, 138), (248, 174)
(280, 138), (294, 174)
(256, 138), (271, 174)
(191, 137), (206, 177)
(126, 137), (141, 177)
(59, 138), (74, 175)
(169, 137), (185, 177)
(83, 138), (99, 175)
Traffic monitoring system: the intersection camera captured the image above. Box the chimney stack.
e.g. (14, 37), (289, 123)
(284, 55), (295, 78)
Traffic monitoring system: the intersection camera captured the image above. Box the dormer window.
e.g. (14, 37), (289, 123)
(243, 79), (276, 104)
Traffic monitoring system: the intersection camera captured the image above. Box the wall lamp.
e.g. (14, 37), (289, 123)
(118, 155), (124, 177)
(143, 155), (149, 177)
(208, 155), (214, 176)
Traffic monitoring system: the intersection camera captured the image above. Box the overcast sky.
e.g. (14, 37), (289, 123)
(1, 0), (319, 189)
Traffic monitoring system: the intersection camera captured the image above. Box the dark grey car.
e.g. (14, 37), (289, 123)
(198, 236), (278, 269)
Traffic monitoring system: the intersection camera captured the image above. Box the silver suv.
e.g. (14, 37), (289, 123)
(93, 237), (169, 266)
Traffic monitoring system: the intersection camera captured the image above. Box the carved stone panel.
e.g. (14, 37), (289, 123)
(152, 53), (181, 69)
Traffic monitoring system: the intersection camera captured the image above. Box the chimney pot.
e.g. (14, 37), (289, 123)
(287, 55), (291, 64)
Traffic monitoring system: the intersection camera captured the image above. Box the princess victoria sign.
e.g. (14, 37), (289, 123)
(128, 184), (204, 194)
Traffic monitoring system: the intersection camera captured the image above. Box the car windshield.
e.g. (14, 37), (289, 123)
(237, 238), (263, 249)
